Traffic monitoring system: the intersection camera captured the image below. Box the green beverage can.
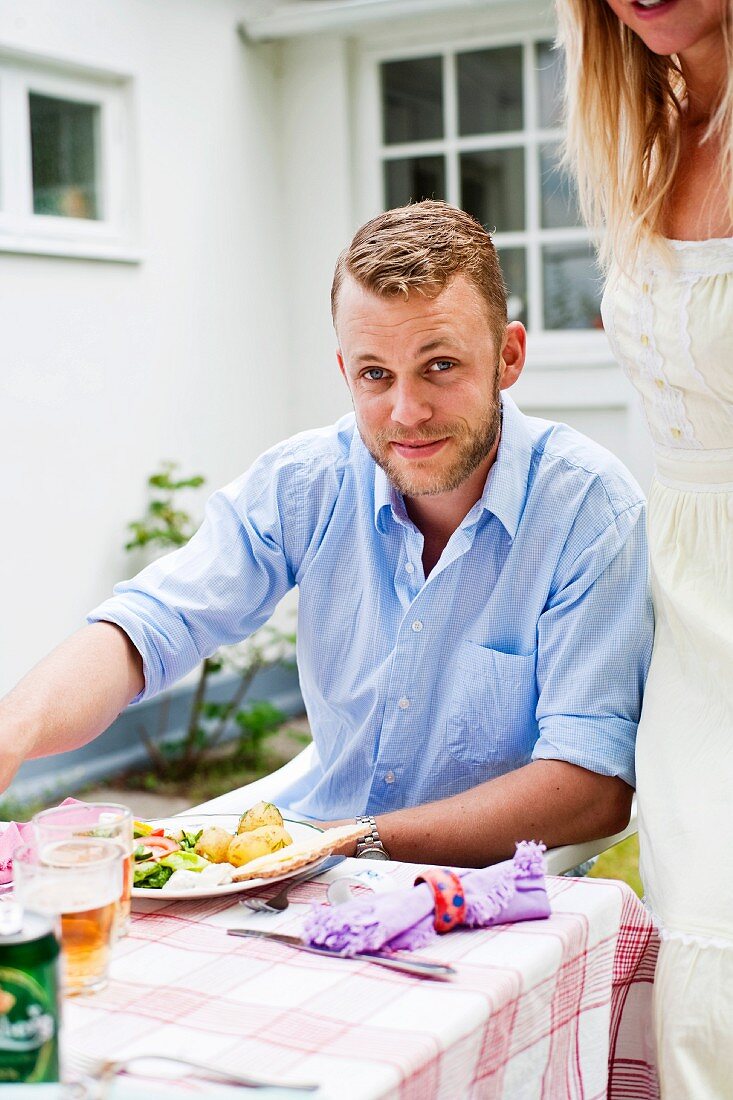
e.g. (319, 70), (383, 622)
(0, 903), (61, 1083)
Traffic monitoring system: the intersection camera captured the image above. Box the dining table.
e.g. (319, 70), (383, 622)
(54, 846), (661, 1100)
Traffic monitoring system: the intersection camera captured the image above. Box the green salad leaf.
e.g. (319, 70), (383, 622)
(133, 860), (174, 889)
(159, 851), (210, 873)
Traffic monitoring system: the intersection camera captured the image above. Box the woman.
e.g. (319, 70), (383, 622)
(555, 1), (733, 1095)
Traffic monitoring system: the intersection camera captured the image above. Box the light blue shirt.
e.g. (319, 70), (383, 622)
(90, 396), (652, 819)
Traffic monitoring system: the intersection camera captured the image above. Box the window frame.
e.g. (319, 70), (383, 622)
(354, 29), (609, 366)
(0, 49), (139, 262)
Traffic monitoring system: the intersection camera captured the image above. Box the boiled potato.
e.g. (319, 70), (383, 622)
(227, 824), (293, 867)
(237, 801), (284, 834)
(194, 826), (233, 864)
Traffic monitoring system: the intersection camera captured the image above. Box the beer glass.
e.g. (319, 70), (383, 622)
(13, 838), (122, 995)
(33, 803), (134, 936)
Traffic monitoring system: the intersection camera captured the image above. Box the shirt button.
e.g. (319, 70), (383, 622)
(670, 427), (682, 438)
(642, 282), (650, 294)
(384, 771), (395, 785)
(397, 697), (410, 710)
(411, 620), (423, 632)
(640, 334), (650, 346)
(655, 378), (665, 389)
(405, 562), (415, 574)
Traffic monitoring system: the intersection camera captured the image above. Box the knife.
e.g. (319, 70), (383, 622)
(227, 928), (456, 980)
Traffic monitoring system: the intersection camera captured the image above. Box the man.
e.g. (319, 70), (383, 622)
(0, 202), (652, 866)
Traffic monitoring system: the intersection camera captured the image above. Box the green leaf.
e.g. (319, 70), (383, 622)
(202, 701), (226, 719)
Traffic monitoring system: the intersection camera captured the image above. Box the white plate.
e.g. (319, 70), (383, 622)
(131, 815), (326, 901)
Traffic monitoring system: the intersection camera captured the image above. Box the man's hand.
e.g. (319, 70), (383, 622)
(321, 761), (632, 867)
(0, 622), (145, 794)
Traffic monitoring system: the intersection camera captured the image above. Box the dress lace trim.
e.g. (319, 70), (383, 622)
(644, 901), (733, 951)
(637, 266), (701, 449)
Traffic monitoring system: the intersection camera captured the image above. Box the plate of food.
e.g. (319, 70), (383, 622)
(131, 801), (364, 900)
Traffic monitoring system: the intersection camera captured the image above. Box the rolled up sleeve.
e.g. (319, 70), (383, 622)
(88, 458), (297, 702)
(531, 501), (653, 788)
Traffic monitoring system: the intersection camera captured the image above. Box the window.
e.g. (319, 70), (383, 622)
(0, 52), (137, 261)
(376, 39), (601, 334)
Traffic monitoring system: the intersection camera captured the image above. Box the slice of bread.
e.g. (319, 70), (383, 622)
(230, 823), (366, 881)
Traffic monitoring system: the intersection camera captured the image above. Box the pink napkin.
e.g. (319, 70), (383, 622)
(0, 797), (85, 884)
(303, 841), (550, 955)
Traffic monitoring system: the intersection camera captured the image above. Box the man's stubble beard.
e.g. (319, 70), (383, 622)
(361, 389), (502, 499)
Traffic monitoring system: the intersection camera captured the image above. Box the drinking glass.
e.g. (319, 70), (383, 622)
(33, 803), (134, 936)
(13, 838), (122, 995)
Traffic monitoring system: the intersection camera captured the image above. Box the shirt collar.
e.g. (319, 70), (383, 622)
(372, 393), (533, 539)
(478, 394), (533, 540)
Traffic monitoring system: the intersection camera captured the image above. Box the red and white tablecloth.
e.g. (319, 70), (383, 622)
(63, 861), (659, 1099)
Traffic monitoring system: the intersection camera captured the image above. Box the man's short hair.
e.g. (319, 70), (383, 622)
(331, 200), (508, 345)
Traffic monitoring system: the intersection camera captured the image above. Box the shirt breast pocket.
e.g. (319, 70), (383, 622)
(446, 641), (538, 768)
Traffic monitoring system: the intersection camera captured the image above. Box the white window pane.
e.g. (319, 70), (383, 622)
(460, 148), (525, 233)
(543, 244), (602, 330)
(540, 142), (581, 229)
(29, 92), (100, 220)
(384, 156), (446, 207)
(497, 247), (527, 325)
(457, 47), (523, 136)
(381, 58), (443, 145)
(536, 41), (564, 130)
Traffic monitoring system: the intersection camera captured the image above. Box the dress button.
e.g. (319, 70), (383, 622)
(405, 562), (415, 574)
(384, 771), (395, 785)
(655, 378), (665, 389)
(642, 282), (650, 294)
(411, 620), (423, 632)
(670, 427), (682, 438)
(397, 697), (410, 710)
(640, 334), (650, 346)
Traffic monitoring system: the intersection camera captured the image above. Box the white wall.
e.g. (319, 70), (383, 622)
(277, 33), (356, 431)
(0, 0), (289, 695)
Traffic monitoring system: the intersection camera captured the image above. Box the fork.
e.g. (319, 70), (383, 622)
(64, 1048), (319, 1092)
(239, 854), (345, 913)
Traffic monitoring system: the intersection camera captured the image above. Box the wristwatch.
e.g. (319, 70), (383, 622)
(354, 815), (390, 860)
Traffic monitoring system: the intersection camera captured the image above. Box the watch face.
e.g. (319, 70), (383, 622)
(359, 846), (390, 860)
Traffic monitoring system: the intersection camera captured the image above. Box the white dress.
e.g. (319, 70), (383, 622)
(602, 238), (733, 1098)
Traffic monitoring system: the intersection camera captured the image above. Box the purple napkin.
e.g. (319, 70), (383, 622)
(302, 841), (550, 954)
(0, 797), (84, 885)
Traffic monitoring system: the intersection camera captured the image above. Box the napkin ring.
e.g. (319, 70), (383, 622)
(414, 868), (466, 933)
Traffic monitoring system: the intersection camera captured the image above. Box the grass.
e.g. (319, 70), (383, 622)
(587, 832), (642, 897)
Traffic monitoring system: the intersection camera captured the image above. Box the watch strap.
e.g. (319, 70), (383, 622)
(354, 815), (390, 859)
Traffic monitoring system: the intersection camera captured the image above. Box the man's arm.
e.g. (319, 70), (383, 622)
(351, 760), (632, 866)
(0, 622), (144, 792)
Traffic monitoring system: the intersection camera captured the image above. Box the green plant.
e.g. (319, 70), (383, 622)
(126, 463), (296, 780)
(125, 461), (205, 552)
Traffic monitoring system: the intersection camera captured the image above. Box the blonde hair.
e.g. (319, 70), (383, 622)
(331, 200), (508, 345)
(555, 0), (733, 271)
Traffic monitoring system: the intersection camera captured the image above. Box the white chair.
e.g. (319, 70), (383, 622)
(192, 745), (638, 875)
(544, 798), (637, 875)
(192, 743), (317, 815)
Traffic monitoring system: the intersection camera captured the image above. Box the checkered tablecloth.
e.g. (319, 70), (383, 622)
(63, 860), (659, 1099)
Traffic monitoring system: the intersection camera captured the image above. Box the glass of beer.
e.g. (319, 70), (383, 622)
(13, 838), (122, 995)
(33, 803), (134, 937)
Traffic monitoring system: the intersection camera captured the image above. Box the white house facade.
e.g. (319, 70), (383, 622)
(0, 0), (653, 702)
